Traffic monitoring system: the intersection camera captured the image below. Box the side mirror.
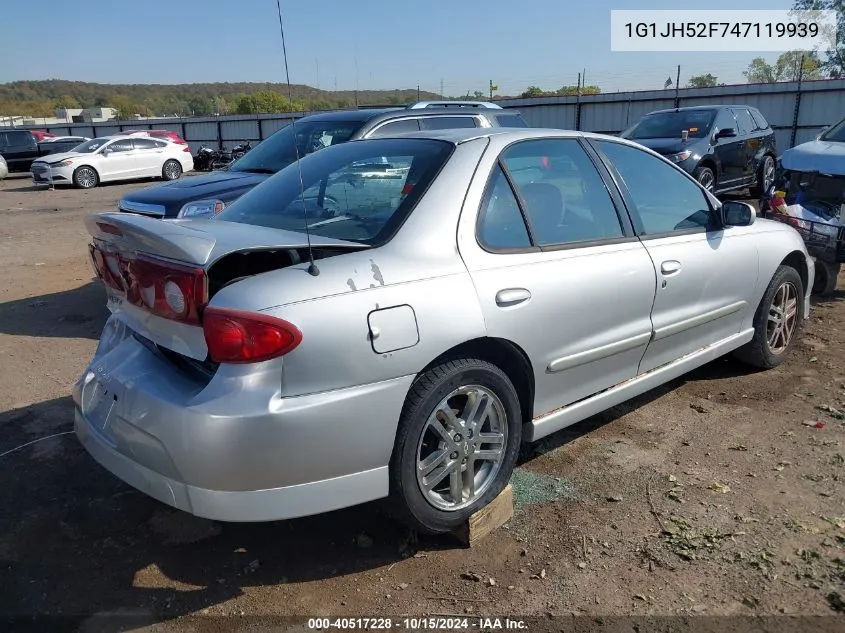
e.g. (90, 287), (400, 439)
(101, 148), (111, 157)
(715, 127), (737, 141)
(721, 201), (755, 227)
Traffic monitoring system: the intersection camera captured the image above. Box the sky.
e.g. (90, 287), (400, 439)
(0, 0), (793, 95)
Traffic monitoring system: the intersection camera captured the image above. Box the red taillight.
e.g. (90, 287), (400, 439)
(182, 146), (191, 152)
(126, 254), (207, 324)
(89, 243), (207, 324)
(203, 307), (302, 364)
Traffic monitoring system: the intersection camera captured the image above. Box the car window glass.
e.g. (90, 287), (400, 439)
(368, 119), (421, 138)
(496, 114), (527, 128)
(0, 132), (7, 148)
(500, 139), (623, 246)
(132, 138), (158, 150)
(596, 140), (714, 235)
(419, 116), (477, 130)
(714, 109), (738, 136)
(107, 140), (133, 153)
(217, 138), (452, 245)
(155, 140), (168, 148)
(6, 131), (32, 146)
(733, 108), (756, 134)
(750, 110), (769, 130)
(477, 166), (531, 250)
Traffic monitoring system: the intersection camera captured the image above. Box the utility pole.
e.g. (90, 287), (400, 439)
(440, 78), (444, 99)
(790, 53), (805, 148)
(674, 64), (681, 108)
(575, 72), (582, 131)
(489, 79), (493, 100)
(417, 85), (420, 101)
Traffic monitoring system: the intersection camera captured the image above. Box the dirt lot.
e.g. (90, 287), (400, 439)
(1, 173), (844, 631)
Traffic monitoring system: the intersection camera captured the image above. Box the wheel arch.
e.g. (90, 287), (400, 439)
(780, 249), (809, 294)
(416, 336), (535, 431)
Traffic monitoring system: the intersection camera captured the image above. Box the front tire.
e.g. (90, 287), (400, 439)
(733, 265), (803, 369)
(72, 166), (98, 189)
(693, 165), (716, 194)
(162, 159), (182, 181)
(388, 358), (522, 534)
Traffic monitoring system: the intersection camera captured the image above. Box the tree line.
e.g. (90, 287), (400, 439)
(0, 80), (441, 119)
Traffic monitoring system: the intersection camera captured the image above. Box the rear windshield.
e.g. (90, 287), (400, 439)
(229, 120), (363, 175)
(216, 138), (453, 245)
(624, 110), (716, 140)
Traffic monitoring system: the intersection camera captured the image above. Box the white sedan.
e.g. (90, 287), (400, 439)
(30, 135), (194, 189)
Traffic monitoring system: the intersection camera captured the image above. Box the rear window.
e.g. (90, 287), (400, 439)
(495, 114), (528, 128)
(419, 116), (477, 130)
(216, 138), (453, 246)
(750, 109), (769, 130)
(732, 108), (757, 135)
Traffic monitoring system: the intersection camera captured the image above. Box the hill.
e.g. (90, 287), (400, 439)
(0, 79), (444, 118)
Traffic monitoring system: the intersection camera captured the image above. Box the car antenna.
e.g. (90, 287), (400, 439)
(276, 0), (319, 276)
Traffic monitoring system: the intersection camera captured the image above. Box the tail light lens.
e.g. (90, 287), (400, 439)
(203, 307), (302, 364)
(89, 242), (207, 325)
(182, 146), (191, 152)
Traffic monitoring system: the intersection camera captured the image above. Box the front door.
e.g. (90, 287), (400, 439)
(99, 138), (137, 180)
(458, 136), (657, 418)
(592, 139), (759, 374)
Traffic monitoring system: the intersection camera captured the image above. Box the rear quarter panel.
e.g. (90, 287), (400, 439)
(209, 249), (488, 396)
(740, 217), (812, 330)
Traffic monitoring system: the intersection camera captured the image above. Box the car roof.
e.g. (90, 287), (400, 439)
(369, 127), (611, 145)
(648, 104), (759, 114)
(300, 104), (522, 125)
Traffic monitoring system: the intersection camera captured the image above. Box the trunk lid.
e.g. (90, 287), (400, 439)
(85, 212), (364, 361)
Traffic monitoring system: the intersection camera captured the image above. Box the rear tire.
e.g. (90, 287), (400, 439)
(750, 154), (775, 198)
(693, 165), (716, 193)
(813, 261), (840, 296)
(388, 358), (522, 534)
(162, 159), (182, 181)
(733, 265), (803, 369)
(72, 166), (98, 189)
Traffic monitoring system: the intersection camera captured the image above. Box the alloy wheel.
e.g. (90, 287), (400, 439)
(766, 281), (798, 354)
(762, 156), (775, 191)
(415, 385), (508, 511)
(76, 168), (96, 188)
(164, 162), (181, 180)
(697, 169), (715, 192)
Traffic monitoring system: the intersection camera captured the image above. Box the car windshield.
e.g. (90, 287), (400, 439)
(217, 138), (453, 245)
(228, 120), (362, 174)
(820, 116), (845, 143)
(72, 138), (111, 153)
(624, 110), (716, 140)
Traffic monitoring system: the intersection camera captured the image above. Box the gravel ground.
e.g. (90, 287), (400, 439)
(1, 173), (844, 631)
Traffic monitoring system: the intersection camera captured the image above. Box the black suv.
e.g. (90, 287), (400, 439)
(620, 105), (777, 196)
(118, 101), (527, 219)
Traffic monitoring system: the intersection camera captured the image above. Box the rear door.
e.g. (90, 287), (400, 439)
(592, 139), (758, 374)
(131, 137), (167, 176)
(731, 107), (759, 184)
(711, 109), (745, 187)
(459, 136), (657, 418)
(1, 130), (37, 170)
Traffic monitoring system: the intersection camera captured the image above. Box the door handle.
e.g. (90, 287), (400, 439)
(660, 260), (682, 276)
(495, 288), (531, 307)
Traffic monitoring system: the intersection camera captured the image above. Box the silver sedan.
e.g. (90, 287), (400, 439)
(74, 128), (814, 533)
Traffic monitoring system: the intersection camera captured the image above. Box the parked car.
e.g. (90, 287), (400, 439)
(116, 100), (527, 219)
(119, 129), (188, 145)
(0, 154), (7, 181)
(0, 129), (91, 172)
(29, 130), (56, 142)
(620, 105), (777, 196)
(76, 127), (813, 533)
(30, 134), (193, 188)
(758, 113), (845, 295)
